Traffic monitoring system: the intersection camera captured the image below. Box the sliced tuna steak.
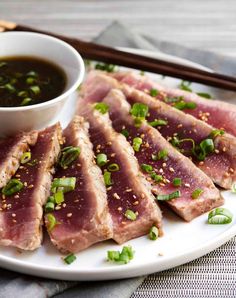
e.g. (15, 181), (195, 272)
(113, 71), (236, 137)
(45, 116), (112, 253)
(101, 89), (223, 221)
(0, 132), (38, 188)
(79, 107), (163, 244)
(0, 123), (62, 250)
(79, 71), (236, 189)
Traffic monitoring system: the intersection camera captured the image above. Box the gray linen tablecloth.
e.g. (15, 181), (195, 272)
(0, 21), (235, 298)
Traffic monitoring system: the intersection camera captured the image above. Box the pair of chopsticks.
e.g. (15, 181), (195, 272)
(1, 20), (236, 91)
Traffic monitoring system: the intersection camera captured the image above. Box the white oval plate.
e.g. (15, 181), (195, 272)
(0, 48), (235, 281)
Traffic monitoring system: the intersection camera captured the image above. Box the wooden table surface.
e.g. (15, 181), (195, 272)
(0, 0), (236, 58)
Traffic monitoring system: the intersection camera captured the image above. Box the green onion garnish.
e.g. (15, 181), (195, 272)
(121, 129), (129, 138)
(59, 146), (81, 169)
(132, 137), (142, 152)
(156, 190), (181, 201)
(174, 101), (197, 110)
(4, 83), (15, 93)
(191, 188), (203, 199)
(26, 71), (38, 78)
(104, 171), (112, 186)
(26, 77), (37, 85)
(179, 81), (192, 92)
(45, 201), (55, 213)
(107, 245), (134, 264)
(63, 253), (77, 265)
(130, 103), (149, 119)
(141, 164), (153, 173)
(148, 119), (168, 127)
(51, 177), (76, 194)
(18, 90), (28, 98)
(231, 182), (236, 193)
(46, 213), (59, 231)
(197, 92), (212, 99)
(209, 129), (225, 139)
(208, 208), (233, 224)
(94, 102), (109, 114)
(152, 149), (168, 161)
(96, 153), (107, 167)
(150, 173), (163, 183)
(20, 97), (32, 106)
(107, 163), (120, 172)
(195, 139), (214, 161)
(149, 226), (159, 240)
(2, 179), (24, 196)
(29, 85), (40, 95)
(54, 191), (64, 204)
(173, 178), (182, 187)
(125, 209), (137, 221)
(20, 152), (31, 164)
(150, 88), (159, 97)
(95, 63), (116, 72)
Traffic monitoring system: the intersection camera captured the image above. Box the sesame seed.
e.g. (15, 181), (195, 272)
(133, 201), (139, 205)
(24, 182), (28, 187)
(67, 213), (72, 218)
(169, 167), (175, 172)
(117, 207), (122, 211)
(113, 193), (120, 200)
(215, 149), (220, 154)
(12, 213), (16, 217)
(162, 163), (167, 168)
(110, 153), (116, 157)
(222, 147), (227, 152)
(229, 168), (234, 173)
(184, 183), (190, 188)
(55, 206), (61, 210)
(141, 193), (145, 199)
(28, 184), (34, 189)
(62, 203), (67, 208)
(199, 161), (204, 166)
(159, 168), (164, 173)
(125, 188), (132, 192)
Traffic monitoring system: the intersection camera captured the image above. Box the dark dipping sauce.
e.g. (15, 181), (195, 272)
(0, 56), (66, 107)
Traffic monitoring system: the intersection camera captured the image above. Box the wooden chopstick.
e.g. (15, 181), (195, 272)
(1, 20), (236, 91)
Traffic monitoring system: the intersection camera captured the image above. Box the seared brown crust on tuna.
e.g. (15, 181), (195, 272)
(46, 116), (112, 253)
(79, 107), (163, 244)
(79, 71), (236, 189)
(113, 71), (236, 137)
(102, 89), (223, 221)
(0, 132), (38, 188)
(0, 123), (62, 250)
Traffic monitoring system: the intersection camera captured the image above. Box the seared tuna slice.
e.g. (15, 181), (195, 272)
(113, 71), (236, 137)
(101, 89), (223, 221)
(79, 71), (236, 189)
(79, 107), (163, 244)
(0, 124), (62, 250)
(0, 132), (38, 188)
(45, 116), (112, 253)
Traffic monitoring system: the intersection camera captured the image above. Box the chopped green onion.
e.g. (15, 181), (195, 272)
(121, 129), (129, 138)
(165, 96), (183, 103)
(0, 62), (7, 68)
(2, 179), (24, 196)
(96, 153), (107, 167)
(26, 71), (38, 78)
(231, 182), (236, 193)
(130, 103), (148, 119)
(209, 129), (225, 139)
(47, 195), (55, 203)
(51, 177), (76, 194)
(174, 101), (197, 110)
(195, 138), (214, 161)
(150, 173), (163, 183)
(45, 201), (55, 212)
(95, 63), (116, 72)
(107, 163), (120, 172)
(152, 149), (168, 161)
(150, 88), (159, 97)
(18, 90), (28, 98)
(104, 171), (112, 186)
(4, 83), (15, 93)
(20, 152), (31, 164)
(54, 191), (64, 204)
(191, 188), (203, 199)
(125, 209), (137, 221)
(156, 190), (181, 201)
(149, 226), (159, 240)
(208, 208), (233, 224)
(94, 102), (109, 114)
(132, 137), (142, 152)
(148, 119), (168, 127)
(29, 85), (40, 95)
(20, 97), (32, 106)
(107, 245), (134, 264)
(140, 70), (145, 76)
(141, 164), (153, 173)
(59, 146), (81, 169)
(46, 213), (59, 231)
(173, 178), (182, 187)
(179, 81), (192, 92)
(26, 77), (37, 85)
(197, 92), (212, 99)
(27, 159), (38, 166)
(63, 253), (77, 265)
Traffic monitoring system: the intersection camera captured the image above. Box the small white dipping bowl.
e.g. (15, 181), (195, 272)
(0, 32), (85, 136)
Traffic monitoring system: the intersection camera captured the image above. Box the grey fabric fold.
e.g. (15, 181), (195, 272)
(0, 20), (235, 298)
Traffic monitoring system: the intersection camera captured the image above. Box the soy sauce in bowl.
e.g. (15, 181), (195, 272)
(0, 57), (66, 107)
